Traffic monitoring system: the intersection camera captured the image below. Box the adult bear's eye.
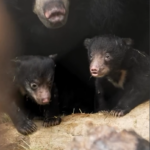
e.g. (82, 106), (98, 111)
(30, 83), (38, 90)
(105, 53), (111, 61)
(90, 54), (93, 60)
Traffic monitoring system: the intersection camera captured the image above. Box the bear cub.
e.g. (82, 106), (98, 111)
(7, 55), (61, 135)
(84, 35), (150, 117)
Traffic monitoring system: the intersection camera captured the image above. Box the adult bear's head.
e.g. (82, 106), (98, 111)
(33, 0), (69, 28)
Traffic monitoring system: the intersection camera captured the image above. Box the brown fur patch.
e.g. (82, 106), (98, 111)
(18, 86), (26, 95)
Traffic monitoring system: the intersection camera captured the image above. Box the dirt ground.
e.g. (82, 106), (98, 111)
(0, 101), (149, 150)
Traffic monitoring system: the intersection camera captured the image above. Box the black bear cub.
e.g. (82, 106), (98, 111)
(6, 55), (61, 135)
(84, 35), (150, 117)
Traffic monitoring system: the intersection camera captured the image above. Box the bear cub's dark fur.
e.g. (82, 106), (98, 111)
(7, 55), (61, 135)
(84, 35), (150, 117)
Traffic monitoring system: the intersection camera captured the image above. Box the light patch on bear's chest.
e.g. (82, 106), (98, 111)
(107, 70), (127, 89)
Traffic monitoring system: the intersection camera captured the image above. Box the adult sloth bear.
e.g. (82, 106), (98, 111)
(4, 0), (149, 55)
(1, 0), (149, 132)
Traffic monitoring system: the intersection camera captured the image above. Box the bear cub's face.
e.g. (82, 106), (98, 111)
(84, 35), (133, 78)
(12, 55), (57, 105)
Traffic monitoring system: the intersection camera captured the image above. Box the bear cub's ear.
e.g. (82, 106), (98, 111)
(49, 54), (57, 61)
(122, 38), (134, 47)
(84, 38), (92, 49)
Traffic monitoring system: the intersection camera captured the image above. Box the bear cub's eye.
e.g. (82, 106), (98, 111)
(48, 82), (52, 87)
(105, 53), (111, 61)
(30, 83), (38, 90)
(48, 76), (54, 87)
(49, 76), (54, 82)
(89, 54), (93, 60)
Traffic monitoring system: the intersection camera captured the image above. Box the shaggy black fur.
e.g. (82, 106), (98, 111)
(4, 55), (61, 135)
(1, 0), (149, 120)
